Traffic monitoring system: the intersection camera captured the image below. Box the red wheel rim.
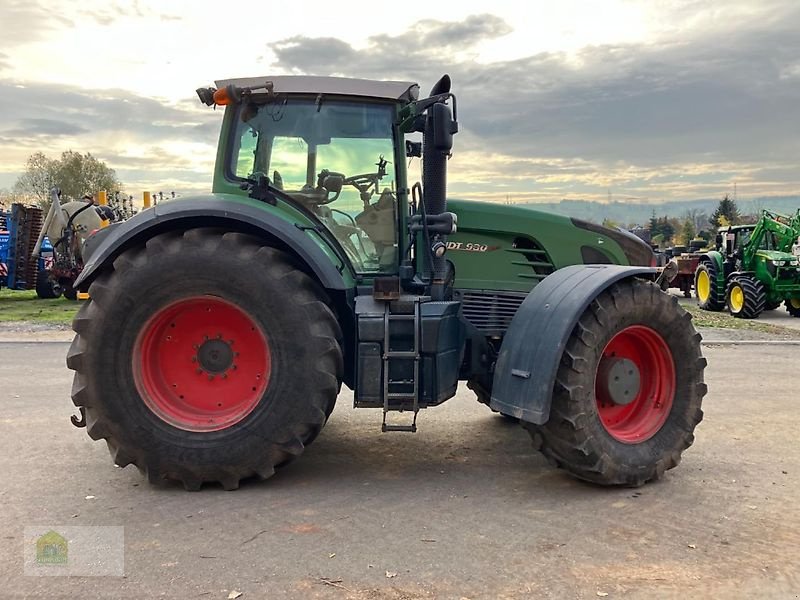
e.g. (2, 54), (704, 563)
(133, 296), (271, 432)
(594, 325), (675, 444)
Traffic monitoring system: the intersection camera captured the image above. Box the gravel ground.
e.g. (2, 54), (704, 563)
(1, 342), (799, 599)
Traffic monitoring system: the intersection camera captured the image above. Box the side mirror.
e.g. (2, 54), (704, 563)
(430, 103), (458, 152)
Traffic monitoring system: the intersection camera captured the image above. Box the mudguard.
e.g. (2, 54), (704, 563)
(73, 198), (348, 290)
(699, 250), (726, 287)
(489, 264), (656, 424)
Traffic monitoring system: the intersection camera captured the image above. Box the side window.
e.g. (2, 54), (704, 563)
(269, 137), (309, 190)
(235, 131), (257, 178)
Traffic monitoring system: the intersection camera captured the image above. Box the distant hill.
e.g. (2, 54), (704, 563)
(508, 195), (800, 226)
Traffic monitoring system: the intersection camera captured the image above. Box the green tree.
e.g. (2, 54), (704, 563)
(709, 194), (740, 228)
(648, 210), (658, 234)
(13, 151), (58, 206)
(681, 216), (697, 245)
(14, 151), (122, 208)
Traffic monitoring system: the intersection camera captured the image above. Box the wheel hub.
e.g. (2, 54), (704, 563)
(594, 325), (676, 444)
(197, 338), (234, 374)
(133, 296), (271, 432)
(598, 357), (640, 406)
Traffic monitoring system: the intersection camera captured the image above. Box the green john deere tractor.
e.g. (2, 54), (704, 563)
(695, 209), (800, 319)
(67, 75), (706, 490)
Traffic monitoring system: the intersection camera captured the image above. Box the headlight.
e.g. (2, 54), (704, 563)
(774, 260), (787, 267)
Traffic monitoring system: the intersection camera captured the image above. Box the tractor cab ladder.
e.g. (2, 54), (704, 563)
(381, 299), (421, 432)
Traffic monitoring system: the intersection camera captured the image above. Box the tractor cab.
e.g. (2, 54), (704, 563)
(231, 96), (400, 272)
(206, 77), (423, 276)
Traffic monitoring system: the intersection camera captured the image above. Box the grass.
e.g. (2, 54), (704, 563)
(681, 300), (800, 336)
(1, 285), (798, 337)
(0, 288), (81, 326)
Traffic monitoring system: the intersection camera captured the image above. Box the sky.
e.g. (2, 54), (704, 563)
(0, 0), (798, 205)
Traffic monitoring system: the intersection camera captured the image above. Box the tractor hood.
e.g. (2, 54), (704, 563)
(758, 249), (797, 262)
(445, 199), (654, 293)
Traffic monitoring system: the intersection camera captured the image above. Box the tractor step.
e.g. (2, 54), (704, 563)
(381, 422), (417, 433)
(381, 299), (421, 433)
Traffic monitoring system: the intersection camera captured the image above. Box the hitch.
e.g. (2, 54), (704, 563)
(71, 407), (86, 428)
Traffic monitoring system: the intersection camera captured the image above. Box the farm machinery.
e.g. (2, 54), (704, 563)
(695, 209), (800, 318)
(67, 74), (706, 490)
(0, 204), (59, 298)
(31, 190), (104, 300)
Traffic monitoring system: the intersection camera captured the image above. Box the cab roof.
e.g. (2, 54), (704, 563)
(214, 76), (420, 103)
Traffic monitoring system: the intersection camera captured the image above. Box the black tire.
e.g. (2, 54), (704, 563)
(786, 298), (800, 317)
(524, 279), (706, 486)
(62, 283), (78, 301)
(35, 268), (62, 299)
(467, 376), (492, 407)
(726, 276), (765, 319)
(66, 228), (343, 490)
(695, 262), (724, 311)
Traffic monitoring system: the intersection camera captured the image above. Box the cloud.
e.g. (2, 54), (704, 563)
(0, 80), (219, 193)
(0, 1), (73, 47)
(0, 81), (216, 142)
(271, 13), (511, 79)
(3, 118), (89, 137)
(268, 11), (800, 201)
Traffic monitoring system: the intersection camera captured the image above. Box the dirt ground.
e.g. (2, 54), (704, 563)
(1, 340), (799, 599)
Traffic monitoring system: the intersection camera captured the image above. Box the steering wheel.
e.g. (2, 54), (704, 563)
(343, 172), (384, 208)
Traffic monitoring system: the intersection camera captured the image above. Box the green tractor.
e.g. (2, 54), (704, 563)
(67, 75), (706, 490)
(695, 209), (800, 319)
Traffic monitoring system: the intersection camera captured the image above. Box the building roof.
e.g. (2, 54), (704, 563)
(214, 76), (420, 103)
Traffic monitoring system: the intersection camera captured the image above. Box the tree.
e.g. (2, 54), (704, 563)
(680, 216), (696, 245)
(13, 152), (57, 206)
(14, 151), (122, 208)
(709, 194), (740, 228)
(648, 210), (658, 234)
(55, 151), (121, 201)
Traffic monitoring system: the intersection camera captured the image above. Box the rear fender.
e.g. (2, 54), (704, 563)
(489, 264), (656, 424)
(698, 250), (725, 288)
(74, 198), (349, 291)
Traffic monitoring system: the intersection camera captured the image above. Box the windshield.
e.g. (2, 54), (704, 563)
(231, 98), (399, 274)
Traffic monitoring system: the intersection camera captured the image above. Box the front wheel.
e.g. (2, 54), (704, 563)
(726, 276), (765, 319)
(786, 298), (800, 317)
(525, 279), (706, 486)
(67, 228), (343, 490)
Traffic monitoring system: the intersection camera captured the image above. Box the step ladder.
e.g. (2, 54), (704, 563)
(381, 299), (420, 432)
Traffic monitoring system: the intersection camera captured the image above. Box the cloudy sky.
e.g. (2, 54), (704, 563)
(1, 0), (798, 205)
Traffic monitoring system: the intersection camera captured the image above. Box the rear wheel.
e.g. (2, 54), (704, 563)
(726, 276), (765, 319)
(35, 268), (62, 299)
(67, 228), (343, 490)
(61, 281), (78, 301)
(525, 279), (706, 486)
(695, 262), (723, 311)
(786, 298), (800, 318)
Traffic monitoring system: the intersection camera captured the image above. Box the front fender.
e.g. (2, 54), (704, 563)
(489, 264), (656, 424)
(74, 197), (349, 291)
